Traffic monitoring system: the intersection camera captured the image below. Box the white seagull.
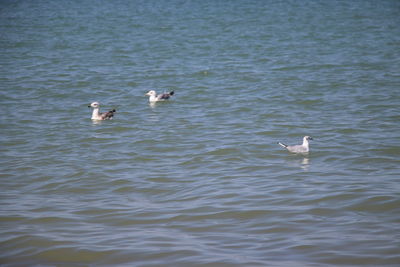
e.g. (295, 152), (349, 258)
(145, 90), (174, 102)
(88, 102), (116, 120)
(278, 136), (313, 154)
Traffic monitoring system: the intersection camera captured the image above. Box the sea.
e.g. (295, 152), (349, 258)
(1, 0), (399, 266)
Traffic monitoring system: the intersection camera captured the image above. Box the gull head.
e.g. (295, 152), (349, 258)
(304, 136), (313, 141)
(145, 90), (156, 96)
(88, 102), (100, 108)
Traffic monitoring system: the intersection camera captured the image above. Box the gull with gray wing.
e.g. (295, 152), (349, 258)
(278, 136), (313, 154)
(88, 102), (116, 120)
(145, 90), (174, 102)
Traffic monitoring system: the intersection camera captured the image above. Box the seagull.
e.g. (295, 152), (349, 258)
(88, 102), (116, 120)
(145, 90), (174, 102)
(278, 136), (313, 154)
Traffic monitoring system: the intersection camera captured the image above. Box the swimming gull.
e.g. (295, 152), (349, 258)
(278, 136), (313, 154)
(145, 90), (174, 102)
(88, 102), (116, 120)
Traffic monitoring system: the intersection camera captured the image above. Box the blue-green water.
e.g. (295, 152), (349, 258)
(1, 1), (400, 266)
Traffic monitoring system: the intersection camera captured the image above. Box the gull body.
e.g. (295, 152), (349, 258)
(145, 90), (174, 102)
(278, 136), (313, 154)
(88, 102), (116, 120)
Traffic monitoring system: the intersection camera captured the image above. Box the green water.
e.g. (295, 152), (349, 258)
(1, 1), (399, 266)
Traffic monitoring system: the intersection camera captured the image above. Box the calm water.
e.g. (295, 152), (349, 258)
(1, 0), (400, 266)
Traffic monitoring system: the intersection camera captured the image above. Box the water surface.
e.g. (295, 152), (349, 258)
(1, 1), (400, 266)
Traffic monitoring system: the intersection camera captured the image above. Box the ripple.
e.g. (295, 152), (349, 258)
(1, 0), (400, 266)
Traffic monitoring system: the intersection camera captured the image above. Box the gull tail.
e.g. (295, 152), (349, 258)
(278, 142), (288, 148)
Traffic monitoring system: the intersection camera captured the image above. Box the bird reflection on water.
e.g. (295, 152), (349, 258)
(284, 155), (311, 172)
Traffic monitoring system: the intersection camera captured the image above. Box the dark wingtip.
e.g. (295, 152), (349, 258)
(169, 91), (174, 96)
(112, 109), (116, 112)
(278, 142), (288, 148)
